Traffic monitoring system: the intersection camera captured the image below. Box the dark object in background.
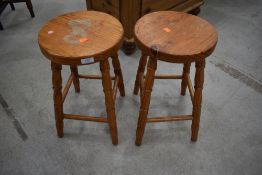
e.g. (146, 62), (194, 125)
(86, 0), (203, 54)
(0, 0), (35, 30)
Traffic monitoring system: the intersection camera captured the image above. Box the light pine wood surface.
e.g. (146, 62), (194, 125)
(38, 10), (124, 65)
(38, 11), (125, 145)
(134, 11), (218, 63)
(134, 11), (218, 145)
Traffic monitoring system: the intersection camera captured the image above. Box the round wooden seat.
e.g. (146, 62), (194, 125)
(134, 11), (217, 63)
(38, 11), (124, 65)
(38, 11), (125, 145)
(134, 11), (218, 145)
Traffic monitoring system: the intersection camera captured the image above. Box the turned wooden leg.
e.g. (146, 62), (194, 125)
(26, 0), (35, 17)
(134, 53), (148, 95)
(9, 3), (15, 10)
(51, 62), (64, 137)
(70, 66), (80, 93)
(111, 54), (125, 97)
(181, 62), (191, 95)
(191, 60), (205, 141)
(135, 57), (157, 146)
(100, 59), (118, 145)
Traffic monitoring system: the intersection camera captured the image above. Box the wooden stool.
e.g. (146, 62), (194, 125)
(38, 11), (125, 145)
(133, 11), (217, 145)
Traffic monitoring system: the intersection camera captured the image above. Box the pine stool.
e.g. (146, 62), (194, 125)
(38, 11), (125, 145)
(133, 11), (217, 145)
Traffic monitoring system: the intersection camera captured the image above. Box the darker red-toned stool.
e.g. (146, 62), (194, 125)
(38, 11), (125, 145)
(133, 11), (217, 145)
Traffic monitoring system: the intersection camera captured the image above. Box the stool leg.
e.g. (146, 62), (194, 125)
(0, 22), (3, 30)
(26, 0), (35, 17)
(181, 62), (191, 95)
(135, 57), (157, 146)
(191, 61), (205, 142)
(111, 54), (125, 97)
(70, 66), (80, 93)
(100, 59), (118, 145)
(51, 62), (64, 137)
(10, 3), (15, 10)
(134, 53), (148, 95)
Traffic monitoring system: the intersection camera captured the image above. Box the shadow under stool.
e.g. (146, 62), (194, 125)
(133, 11), (218, 145)
(38, 11), (125, 145)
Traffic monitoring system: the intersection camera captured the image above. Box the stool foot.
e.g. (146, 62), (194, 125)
(135, 140), (142, 146)
(70, 66), (80, 93)
(111, 54), (125, 97)
(191, 61), (205, 142)
(100, 59), (118, 145)
(51, 62), (64, 138)
(57, 131), (64, 138)
(191, 136), (198, 142)
(134, 53), (148, 95)
(135, 57), (157, 145)
(181, 62), (191, 96)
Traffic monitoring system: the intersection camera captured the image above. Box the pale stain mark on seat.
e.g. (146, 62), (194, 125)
(64, 19), (91, 44)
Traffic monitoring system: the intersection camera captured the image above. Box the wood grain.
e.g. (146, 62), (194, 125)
(62, 73), (74, 103)
(135, 56), (157, 146)
(191, 60), (205, 141)
(155, 75), (183, 79)
(100, 59), (118, 145)
(51, 62), (64, 138)
(135, 11), (217, 62)
(186, 73), (194, 103)
(181, 62), (191, 95)
(133, 53), (148, 95)
(86, 0), (204, 55)
(39, 11), (125, 145)
(170, 0), (203, 13)
(38, 11), (124, 65)
(86, 0), (204, 40)
(119, 0), (140, 40)
(142, 0), (186, 14)
(147, 115), (193, 123)
(64, 114), (108, 123)
(70, 66), (80, 93)
(134, 11), (217, 145)
(91, 0), (120, 18)
(111, 54), (125, 97)
(78, 74), (115, 80)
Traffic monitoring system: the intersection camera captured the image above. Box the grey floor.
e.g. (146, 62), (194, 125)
(0, 0), (262, 174)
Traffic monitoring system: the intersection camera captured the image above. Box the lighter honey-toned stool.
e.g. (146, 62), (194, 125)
(38, 11), (125, 145)
(134, 11), (217, 145)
